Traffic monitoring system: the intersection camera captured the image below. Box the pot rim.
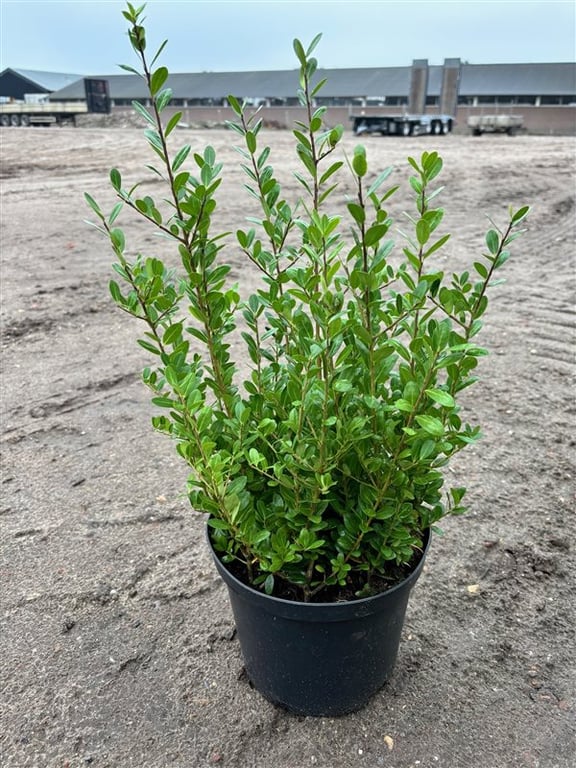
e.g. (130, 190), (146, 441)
(207, 525), (431, 619)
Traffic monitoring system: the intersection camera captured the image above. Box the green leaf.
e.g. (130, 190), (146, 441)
(293, 171), (312, 196)
(420, 440), (436, 460)
(423, 233), (450, 258)
(137, 339), (161, 355)
(423, 153), (443, 181)
(328, 124), (344, 147)
(416, 219), (430, 245)
(473, 261), (488, 278)
(256, 146), (271, 170)
(347, 202), (365, 226)
(132, 99), (156, 126)
(264, 574), (275, 595)
(293, 129), (312, 151)
(151, 396), (177, 408)
(386, 338), (411, 361)
(163, 322), (183, 346)
(319, 161), (343, 186)
(511, 205), (530, 224)
(108, 202), (123, 225)
(494, 250), (510, 269)
(364, 224), (389, 247)
(352, 145), (367, 177)
(109, 279), (123, 304)
(310, 116), (322, 133)
(246, 131), (257, 154)
(150, 39), (168, 68)
(423, 208), (444, 232)
(110, 228), (125, 252)
(145, 128), (164, 153)
(407, 156), (420, 173)
(334, 379), (353, 393)
(310, 77), (328, 98)
(415, 415), (445, 437)
(207, 518), (231, 531)
(293, 38), (307, 66)
(150, 66), (169, 95)
(409, 176), (422, 194)
(306, 33), (322, 56)
(227, 94), (242, 115)
(110, 168), (122, 191)
(450, 486), (467, 505)
(165, 111), (182, 136)
(84, 193), (104, 219)
(248, 448), (264, 466)
(486, 229), (500, 255)
(173, 171), (190, 192)
(172, 144), (191, 172)
(367, 166), (394, 195)
(404, 381), (420, 404)
(156, 88), (172, 112)
(425, 388), (455, 408)
(118, 63), (141, 76)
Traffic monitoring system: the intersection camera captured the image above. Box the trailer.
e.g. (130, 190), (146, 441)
(467, 115), (524, 136)
(350, 113), (454, 137)
(0, 102), (90, 127)
(0, 78), (110, 127)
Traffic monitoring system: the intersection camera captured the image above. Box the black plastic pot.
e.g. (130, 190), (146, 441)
(208, 528), (431, 717)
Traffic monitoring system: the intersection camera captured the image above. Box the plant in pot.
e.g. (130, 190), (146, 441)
(85, 3), (530, 717)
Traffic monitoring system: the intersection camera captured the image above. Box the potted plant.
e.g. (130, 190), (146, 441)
(85, 3), (530, 717)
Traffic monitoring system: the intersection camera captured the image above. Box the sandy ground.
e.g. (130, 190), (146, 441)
(1, 127), (575, 768)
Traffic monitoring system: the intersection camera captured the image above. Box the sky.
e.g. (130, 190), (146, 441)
(0, 0), (574, 75)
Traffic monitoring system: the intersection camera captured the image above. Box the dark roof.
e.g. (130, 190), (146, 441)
(1, 68), (84, 94)
(50, 68), (412, 101)
(460, 63), (576, 95)
(46, 61), (576, 102)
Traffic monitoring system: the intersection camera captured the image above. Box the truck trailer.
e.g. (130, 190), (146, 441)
(350, 113), (454, 137)
(467, 115), (525, 136)
(0, 78), (110, 127)
(0, 102), (91, 127)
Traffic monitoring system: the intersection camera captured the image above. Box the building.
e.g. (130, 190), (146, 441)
(2, 61), (575, 134)
(0, 68), (83, 102)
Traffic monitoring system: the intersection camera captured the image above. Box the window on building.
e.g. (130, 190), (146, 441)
(477, 95), (539, 105)
(315, 96), (351, 106)
(384, 96), (408, 106)
(540, 94), (576, 105)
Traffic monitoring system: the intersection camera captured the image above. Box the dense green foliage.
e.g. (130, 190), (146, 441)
(86, 3), (530, 600)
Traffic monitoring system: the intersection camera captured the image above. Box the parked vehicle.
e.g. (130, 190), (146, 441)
(467, 114), (525, 136)
(350, 113), (454, 136)
(0, 78), (110, 126)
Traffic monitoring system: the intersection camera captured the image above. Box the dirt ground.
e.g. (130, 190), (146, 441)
(1, 126), (575, 768)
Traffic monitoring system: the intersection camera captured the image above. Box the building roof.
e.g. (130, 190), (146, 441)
(32, 61), (576, 102)
(50, 67), (418, 101)
(1, 68), (84, 94)
(459, 63), (576, 96)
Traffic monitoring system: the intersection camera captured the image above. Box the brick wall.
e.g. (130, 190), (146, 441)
(110, 103), (576, 135)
